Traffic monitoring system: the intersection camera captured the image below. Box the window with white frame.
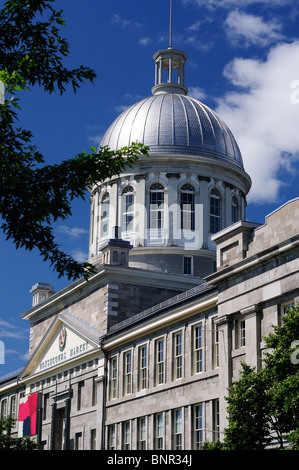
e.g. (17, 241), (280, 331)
(138, 344), (147, 391)
(101, 192), (110, 237)
(180, 184), (195, 231)
(154, 413), (164, 450)
(137, 417), (147, 450)
(193, 323), (203, 374)
(10, 395), (17, 420)
(238, 318), (246, 348)
(123, 351), (132, 396)
(210, 189), (221, 234)
(173, 331), (183, 380)
(122, 186), (134, 232)
(122, 421), (131, 450)
(0, 398), (8, 419)
(193, 404), (203, 449)
(108, 424), (116, 450)
(149, 184), (164, 229)
(173, 408), (183, 450)
(155, 338), (165, 385)
(110, 356), (118, 400)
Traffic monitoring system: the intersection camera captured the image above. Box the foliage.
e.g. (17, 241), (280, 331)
(0, 0), (148, 280)
(203, 304), (299, 450)
(0, 416), (40, 450)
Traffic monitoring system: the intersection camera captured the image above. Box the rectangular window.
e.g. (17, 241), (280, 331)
(173, 408), (183, 450)
(110, 356), (118, 400)
(155, 338), (165, 385)
(193, 404), (203, 449)
(173, 331), (183, 380)
(193, 323), (203, 374)
(123, 351), (132, 395)
(138, 345), (147, 391)
(239, 319), (246, 347)
(10, 395), (17, 420)
(212, 319), (219, 369)
(75, 432), (82, 450)
(108, 424), (116, 450)
(43, 393), (49, 420)
(183, 256), (192, 275)
(90, 429), (96, 450)
(77, 381), (84, 411)
(123, 421), (131, 450)
(0, 398), (8, 419)
(279, 301), (295, 325)
(213, 399), (220, 441)
(92, 377), (97, 406)
(138, 417), (147, 450)
(155, 413), (164, 450)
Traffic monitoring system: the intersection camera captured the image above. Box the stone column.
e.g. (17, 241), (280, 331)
(224, 183), (232, 226)
(109, 179), (120, 238)
(197, 177), (210, 248)
(241, 305), (262, 371)
(168, 57), (173, 82)
(96, 354), (107, 449)
(166, 173), (180, 245)
(214, 315), (232, 434)
(134, 174), (147, 246)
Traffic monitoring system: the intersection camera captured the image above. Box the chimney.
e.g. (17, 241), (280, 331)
(30, 283), (55, 307)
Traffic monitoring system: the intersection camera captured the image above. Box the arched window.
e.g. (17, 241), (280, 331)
(210, 189), (221, 234)
(101, 192), (110, 237)
(231, 196), (238, 224)
(122, 186), (134, 232)
(180, 184), (195, 231)
(149, 184), (164, 229)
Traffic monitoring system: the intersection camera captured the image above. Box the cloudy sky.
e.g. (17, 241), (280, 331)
(1, 0), (299, 376)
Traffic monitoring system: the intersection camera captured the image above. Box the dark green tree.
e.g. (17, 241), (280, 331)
(0, 416), (40, 450)
(0, 0), (148, 280)
(203, 304), (299, 450)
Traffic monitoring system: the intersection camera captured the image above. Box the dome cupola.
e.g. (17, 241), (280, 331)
(89, 37), (251, 279)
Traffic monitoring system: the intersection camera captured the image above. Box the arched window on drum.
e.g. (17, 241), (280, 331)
(210, 189), (221, 234)
(122, 186), (134, 232)
(149, 184), (165, 229)
(101, 192), (110, 237)
(180, 184), (195, 231)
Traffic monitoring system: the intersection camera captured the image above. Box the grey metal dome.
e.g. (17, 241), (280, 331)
(100, 92), (244, 169)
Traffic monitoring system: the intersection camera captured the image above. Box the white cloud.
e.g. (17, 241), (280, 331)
(112, 14), (141, 30)
(139, 37), (152, 46)
(57, 225), (89, 238)
(0, 318), (28, 340)
(114, 105), (130, 114)
(224, 10), (284, 47)
(215, 41), (299, 203)
(71, 249), (88, 263)
(188, 86), (207, 101)
(183, 0), (291, 8)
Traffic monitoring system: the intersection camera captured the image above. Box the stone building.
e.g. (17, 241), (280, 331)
(0, 43), (298, 450)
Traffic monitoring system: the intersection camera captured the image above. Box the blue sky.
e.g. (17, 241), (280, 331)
(1, 0), (299, 377)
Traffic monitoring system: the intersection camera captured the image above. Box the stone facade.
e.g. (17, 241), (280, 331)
(0, 37), (298, 450)
(0, 199), (299, 449)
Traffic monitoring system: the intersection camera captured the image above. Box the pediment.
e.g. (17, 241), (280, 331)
(20, 313), (101, 379)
